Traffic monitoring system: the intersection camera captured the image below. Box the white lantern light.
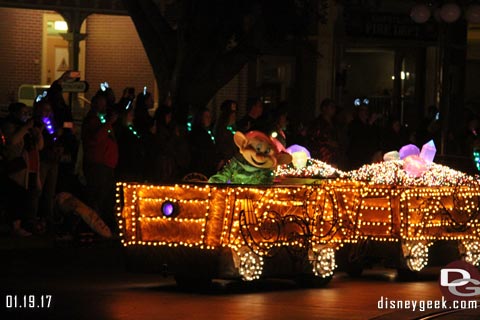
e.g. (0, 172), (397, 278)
(403, 242), (429, 272)
(54, 20), (68, 31)
(286, 145), (311, 169)
(309, 246), (337, 278)
(410, 4), (431, 23)
(440, 3), (462, 23)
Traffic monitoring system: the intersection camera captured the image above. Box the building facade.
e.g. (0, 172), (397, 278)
(1, 0), (479, 151)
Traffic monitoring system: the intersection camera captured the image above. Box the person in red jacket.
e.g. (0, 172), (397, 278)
(81, 93), (118, 231)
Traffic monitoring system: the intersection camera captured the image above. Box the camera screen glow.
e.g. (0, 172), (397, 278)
(100, 82), (109, 92)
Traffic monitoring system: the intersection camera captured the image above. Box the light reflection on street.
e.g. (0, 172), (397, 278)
(100, 270), (445, 320)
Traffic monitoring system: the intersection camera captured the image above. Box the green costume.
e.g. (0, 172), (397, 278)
(208, 156), (274, 184)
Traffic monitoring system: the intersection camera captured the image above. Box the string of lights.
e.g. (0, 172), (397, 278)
(128, 125), (141, 139)
(116, 156), (480, 279)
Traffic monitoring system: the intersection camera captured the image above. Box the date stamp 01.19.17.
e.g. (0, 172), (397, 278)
(5, 294), (52, 309)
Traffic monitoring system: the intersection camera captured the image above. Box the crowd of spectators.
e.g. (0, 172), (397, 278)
(1, 74), (478, 239)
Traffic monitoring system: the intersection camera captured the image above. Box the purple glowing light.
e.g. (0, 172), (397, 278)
(419, 140), (436, 164)
(399, 144), (420, 160)
(161, 202), (176, 217)
(286, 145), (311, 158)
(42, 117), (55, 135)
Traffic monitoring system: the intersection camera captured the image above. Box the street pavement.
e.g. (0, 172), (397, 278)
(0, 236), (478, 320)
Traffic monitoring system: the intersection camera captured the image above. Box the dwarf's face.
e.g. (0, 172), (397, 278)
(234, 131), (291, 169)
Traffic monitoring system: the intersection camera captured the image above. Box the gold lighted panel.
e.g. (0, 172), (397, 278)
(355, 185), (480, 241)
(117, 181), (480, 248)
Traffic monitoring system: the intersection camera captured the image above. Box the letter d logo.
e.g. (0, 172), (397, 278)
(439, 260), (480, 301)
(440, 269), (470, 287)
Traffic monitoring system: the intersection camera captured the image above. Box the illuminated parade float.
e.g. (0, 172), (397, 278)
(116, 137), (480, 285)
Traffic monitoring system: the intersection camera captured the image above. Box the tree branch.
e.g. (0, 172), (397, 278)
(122, 0), (176, 76)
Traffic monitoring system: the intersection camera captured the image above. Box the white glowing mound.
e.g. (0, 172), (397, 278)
(275, 158), (346, 179)
(348, 160), (476, 187)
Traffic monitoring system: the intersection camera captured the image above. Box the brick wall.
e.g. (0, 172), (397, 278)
(0, 8), (250, 118)
(0, 8), (43, 108)
(85, 14), (155, 101)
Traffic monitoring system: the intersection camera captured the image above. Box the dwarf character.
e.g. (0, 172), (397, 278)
(209, 131), (292, 184)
